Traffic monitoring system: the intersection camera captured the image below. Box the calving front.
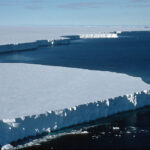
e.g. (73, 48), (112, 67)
(0, 63), (150, 147)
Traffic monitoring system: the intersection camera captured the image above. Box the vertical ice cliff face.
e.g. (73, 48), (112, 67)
(79, 33), (118, 38)
(51, 39), (70, 45)
(0, 33), (118, 53)
(0, 90), (150, 147)
(0, 40), (51, 53)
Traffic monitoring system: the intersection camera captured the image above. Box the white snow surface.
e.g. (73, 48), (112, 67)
(0, 25), (149, 54)
(1, 63), (150, 119)
(0, 33), (118, 53)
(0, 63), (150, 146)
(0, 26), (149, 45)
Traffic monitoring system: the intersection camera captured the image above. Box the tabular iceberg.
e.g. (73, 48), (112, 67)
(0, 33), (118, 54)
(0, 63), (150, 146)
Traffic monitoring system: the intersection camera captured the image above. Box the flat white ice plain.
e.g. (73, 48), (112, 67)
(0, 63), (150, 119)
(0, 25), (149, 54)
(0, 63), (150, 146)
(0, 25), (149, 45)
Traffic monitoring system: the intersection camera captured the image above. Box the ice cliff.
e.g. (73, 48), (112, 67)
(0, 33), (118, 53)
(0, 63), (150, 146)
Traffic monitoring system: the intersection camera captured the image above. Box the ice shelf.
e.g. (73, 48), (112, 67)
(0, 63), (150, 146)
(0, 33), (118, 54)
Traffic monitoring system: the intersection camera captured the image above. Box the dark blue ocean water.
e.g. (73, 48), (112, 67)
(0, 31), (150, 84)
(16, 107), (150, 150)
(0, 31), (150, 149)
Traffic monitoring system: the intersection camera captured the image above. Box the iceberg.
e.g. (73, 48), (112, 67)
(0, 63), (150, 146)
(0, 33), (118, 54)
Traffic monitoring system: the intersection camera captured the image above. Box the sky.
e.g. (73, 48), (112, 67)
(0, 0), (150, 26)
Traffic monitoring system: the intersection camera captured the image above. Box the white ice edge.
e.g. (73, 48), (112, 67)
(0, 28), (149, 147)
(0, 33), (118, 53)
(0, 89), (150, 146)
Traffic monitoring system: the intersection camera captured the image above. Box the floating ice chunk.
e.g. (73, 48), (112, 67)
(113, 127), (120, 130)
(1, 144), (13, 150)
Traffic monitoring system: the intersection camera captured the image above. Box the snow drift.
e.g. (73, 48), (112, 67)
(0, 63), (150, 146)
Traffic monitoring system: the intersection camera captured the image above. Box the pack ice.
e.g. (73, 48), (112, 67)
(0, 63), (150, 146)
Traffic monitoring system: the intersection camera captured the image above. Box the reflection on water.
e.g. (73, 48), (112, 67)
(12, 107), (150, 150)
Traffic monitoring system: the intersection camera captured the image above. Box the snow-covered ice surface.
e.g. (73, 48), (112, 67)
(0, 25), (149, 54)
(0, 33), (118, 53)
(0, 63), (150, 146)
(0, 26), (150, 147)
(1, 63), (150, 119)
(0, 26), (149, 45)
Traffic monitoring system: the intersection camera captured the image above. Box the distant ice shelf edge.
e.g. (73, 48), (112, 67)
(0, 89), (150, 147)
(0, 33), (118, 53)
